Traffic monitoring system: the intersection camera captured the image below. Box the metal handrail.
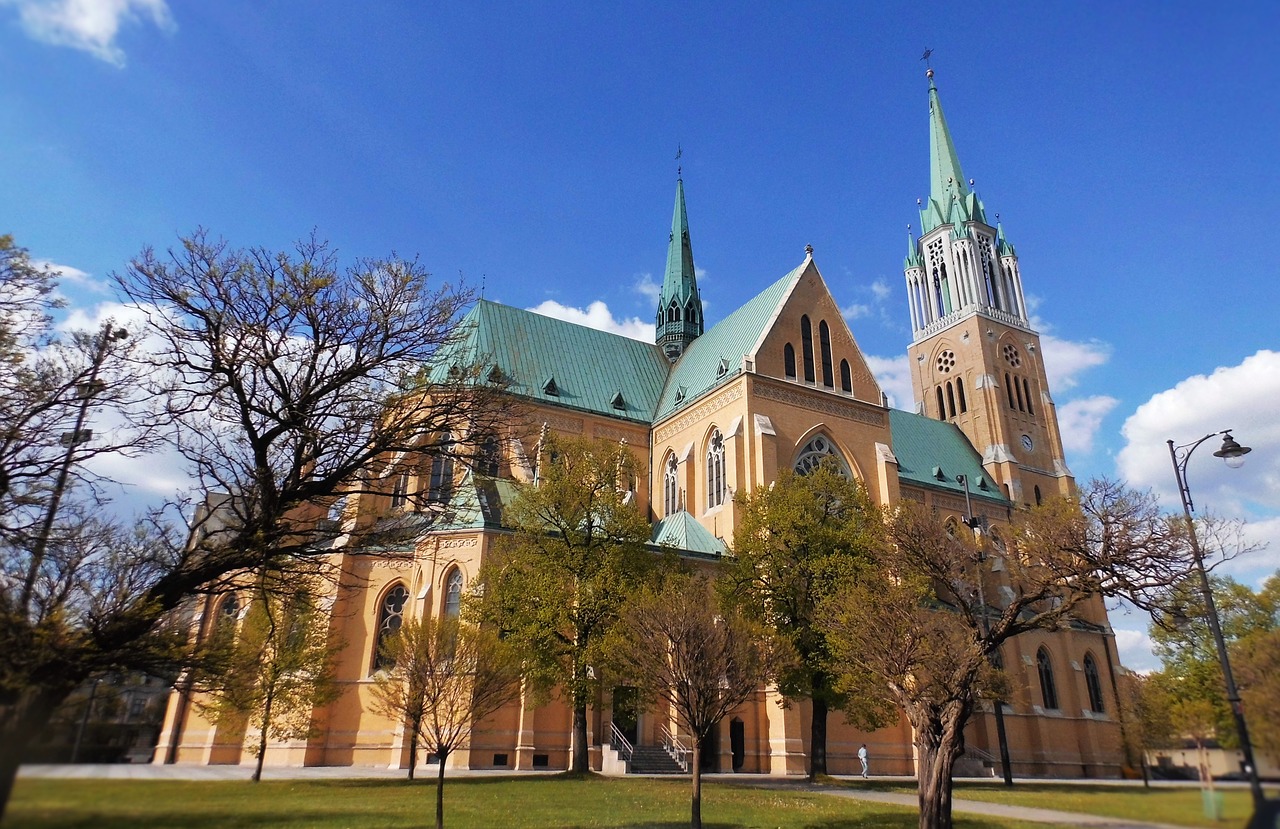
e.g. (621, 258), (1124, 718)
(659, 724), (691, 772)
(609, 722), (634, 762)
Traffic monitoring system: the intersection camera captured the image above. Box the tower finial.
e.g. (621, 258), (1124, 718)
(676, 144), (682, 180)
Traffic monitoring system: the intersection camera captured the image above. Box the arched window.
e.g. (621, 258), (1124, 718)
(783, 343), (796, 380)
(390, 470), (411, 510)
(840, 359), (852, 394)
(1023, 378), (1034, 416)
(444, 569), (464, 620)
(374, 583), (410, 671)
(946, 382), (956, 418)
(818, 320), (834, 387)
(427, 432), (454, 503)
(685, 301), (698, 326)
(1084, 653), (1105, 713)
(215, 593), (239, 635)
(1005, 373), (1015, 409)
(478, 434), (500, 477)
(1014, 375), (1025, 412)
(663, 453), (679, 516)
(800, 316), (815, 383)
(794, 434), (850, 477)
(936, 387), (946, 420)
(956, 377), (967, 413)
(1034, 485), (1042, 506)
(1036, 647), (1058, 710)
(706, 430), (726, 510)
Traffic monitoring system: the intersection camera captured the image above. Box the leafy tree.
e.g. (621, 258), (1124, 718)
(370, 617), (523, 829)
(0, 230), (503, 818)
(722, 462), (883, 779)
(475, 433), (654, 773)
(611, 572), (772, 829)
(196, 569), (341, 782)
(820, 480), (1197, 829)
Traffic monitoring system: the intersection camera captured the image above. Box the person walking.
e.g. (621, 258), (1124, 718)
(858, 744), (869, 779)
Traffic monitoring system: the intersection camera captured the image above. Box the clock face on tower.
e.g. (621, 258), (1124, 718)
(1021, 434), (1034, 451)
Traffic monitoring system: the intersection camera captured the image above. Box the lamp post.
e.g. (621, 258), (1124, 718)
(1167, 430), (1264, 810)
(957, 474), (1014, 786)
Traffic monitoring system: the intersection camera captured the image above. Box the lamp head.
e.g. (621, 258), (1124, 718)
(1213, 432), (1251, 469)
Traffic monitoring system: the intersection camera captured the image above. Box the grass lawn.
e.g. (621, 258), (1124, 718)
(4, 775), (1080, 829)
(849, 780), (1278, 828)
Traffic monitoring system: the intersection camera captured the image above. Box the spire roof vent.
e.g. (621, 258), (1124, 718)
(610, 391), (626, 410)
(542, 377), (559, 397)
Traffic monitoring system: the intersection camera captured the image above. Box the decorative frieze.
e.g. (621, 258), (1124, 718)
(542, 414), (584, 434)
(754, 382), (886, 427)
(655, 386), (744, 443)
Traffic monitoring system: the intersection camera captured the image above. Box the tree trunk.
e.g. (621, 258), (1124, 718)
(435, 748), (448, 829)
(407, 717), (421, 781)
(809, 695), (828, 780)
(0, 685), (70, 820)
(252, 686), (274, 783)
(571, 703), (589, 773)
(690, 735), (703, 829)
(916, 734), (960, 829)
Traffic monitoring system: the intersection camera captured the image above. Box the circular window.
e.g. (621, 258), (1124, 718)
(1002, 344), (1021, 367)
(936, 350), (956, 374)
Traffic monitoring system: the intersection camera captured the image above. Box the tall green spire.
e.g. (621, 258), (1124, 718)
(928, 70), (968, 209)
(655, 176), (703, 362)
(920, 69), (987, 233)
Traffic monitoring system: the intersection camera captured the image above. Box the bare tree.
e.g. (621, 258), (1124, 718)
(370, 616), (522, 829)
(611, 573), (772, 829)
(0, 231), (503, 818)
(820, 480), (1202, 829)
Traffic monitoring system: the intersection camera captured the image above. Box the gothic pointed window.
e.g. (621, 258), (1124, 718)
(1036, 647), (1059, 710)
(956, 377), (967, 413)
(800, 316), (815, 383)
(663, 453), (679, 516)
(793, 434), (849, 477)
(1084, 653), (1105, 714)
(444, 568), (464, 620)
(1023, 378), (1034, 416)
(706, 430), (727, 510)
(390, 470), (412, 511)
(939, 263), (952, 315)
(1005, 373), (1016, 409)
(374, 583), (410, 671)
(818, 320), (834, 388)
(936, 387), (946, 420)
(478, 434), (500, 477)
(427, 432), (454, 503)
(214, 593), (240, 638)
(946, 382), (956, 418)
(784, 343), (796, 380)
(840, 359), (852, 394)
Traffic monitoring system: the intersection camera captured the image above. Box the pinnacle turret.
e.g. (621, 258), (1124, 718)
(655, 176), (703, 362)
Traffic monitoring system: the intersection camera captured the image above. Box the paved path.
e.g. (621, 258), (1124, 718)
(15, 765), (1218, 828)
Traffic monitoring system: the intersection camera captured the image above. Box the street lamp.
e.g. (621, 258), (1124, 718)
(956, 474), (1014, 787)
(1167, 430), (1264, 810)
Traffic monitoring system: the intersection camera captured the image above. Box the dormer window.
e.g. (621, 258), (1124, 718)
(610, 391), (626, 410)
(716, 357), (730, 378)
(542, 377), (559, 396)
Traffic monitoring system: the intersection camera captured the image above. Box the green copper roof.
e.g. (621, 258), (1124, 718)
(920, 73), (989, 234)
(434, 300), (670, 423)
(656, 178), (704, 359)
(888, 408), (1010, 508)
(655, 261), (805, 420)
(652, 511), (726, 556)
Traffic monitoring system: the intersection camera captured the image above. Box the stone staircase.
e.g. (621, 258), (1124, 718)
(628, 745), (686, 775)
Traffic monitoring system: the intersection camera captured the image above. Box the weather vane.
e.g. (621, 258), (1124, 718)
(676, 144), (682, 178)
(920, 48), (933, 69)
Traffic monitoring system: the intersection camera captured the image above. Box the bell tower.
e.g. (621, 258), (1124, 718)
(904, 69), (1073, 505)
(655, 174), (703, 362)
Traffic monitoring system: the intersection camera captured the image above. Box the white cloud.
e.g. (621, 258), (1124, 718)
(1039, 331), (1110, 392)
(1057, 395), (1119, 455)
(869, 279), (891, 302)
(865, 353), (913, 411)
(36, 258), (108, 294)
(840, 303), (871, 321)
(526, 300), (654, 342)
(634, 273), (660, 303)
(1112, 626), (1159, 673)
(2, 0), (174, 66)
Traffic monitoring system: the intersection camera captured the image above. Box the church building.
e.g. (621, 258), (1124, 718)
(157, 71), (1126, 778)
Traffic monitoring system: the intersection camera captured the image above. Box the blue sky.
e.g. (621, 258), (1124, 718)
(3, 1), (1278, 670)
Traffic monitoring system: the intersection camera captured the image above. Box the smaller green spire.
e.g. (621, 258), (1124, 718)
(656, 175), (703, 362)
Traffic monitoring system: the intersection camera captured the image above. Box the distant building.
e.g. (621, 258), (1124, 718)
(157, 71), (1125, 778)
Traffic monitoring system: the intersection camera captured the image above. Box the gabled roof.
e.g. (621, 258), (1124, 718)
(888, 408), (1010, 508)
(655, 261), (805, 420)
(432, 300), (670, 423)
(651, 511), (726, 557)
